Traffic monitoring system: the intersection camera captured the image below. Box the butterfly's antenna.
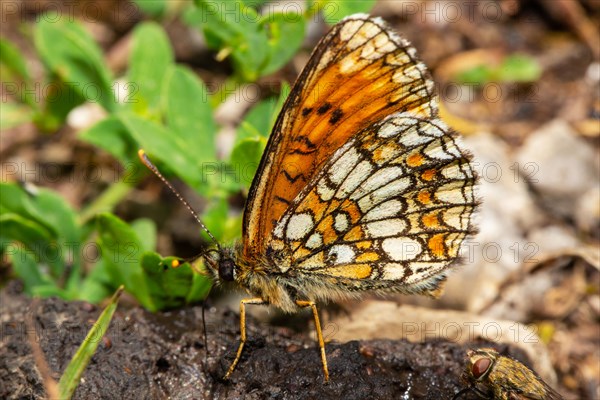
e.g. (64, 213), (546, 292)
(138, 149), (222, 251)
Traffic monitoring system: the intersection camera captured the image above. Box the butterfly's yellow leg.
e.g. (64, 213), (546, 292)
(223, 297), (266, 380)
(296, 300), (330, 382)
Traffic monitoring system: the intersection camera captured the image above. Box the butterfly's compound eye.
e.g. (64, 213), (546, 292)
(472, 357), (492, 379)
(219, 259), (235, 281)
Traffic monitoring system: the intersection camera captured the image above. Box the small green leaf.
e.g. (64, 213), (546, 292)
(0, 214), (53, 250)
(0, 213), (67, 281)
(35, 187), (79, 245)
(96, 213), (155, 310)
(229, 137), (267, 188)
(8, 246), (52, 295)
(261, 12), (305, 76)
(58, 286), (124, 399)
(0, 183), (58, 237)
(272, 82), (291, 127)
(141, 252), (211, 309)
(455, 54), (542, 84)
(235, 96), (278, 144)
(34, 16), (115, 111)
(498, 54), (542, 82)
(133, 0), (167, 17)
(32, 285), (69, 298)
(200, 198), (228, 242)
(195, 0), (269, 82)
(455, 65), (492, 85)
(186, 272), (212, 303)
(79, 116), (137, 165)
(127, 22), (174, 117)
(0, 182), (81, 286)
(79, 259), (113, 304)
(117, 111), (200, 190)
(319, 0), (377, 25)
(36, 78), (87, 132)
(0, 39), (37, 108)
(163, 65), (217, 164)
(229, 89), (287, 188)
(130, 218), (157, 251)
(0, 38), (30, 81)
(238, 82), (290, 142)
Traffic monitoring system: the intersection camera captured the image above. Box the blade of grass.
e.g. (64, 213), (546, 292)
(57, 285), (124, 399)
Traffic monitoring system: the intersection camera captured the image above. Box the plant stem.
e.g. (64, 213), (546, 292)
(79, 177), (135, 224)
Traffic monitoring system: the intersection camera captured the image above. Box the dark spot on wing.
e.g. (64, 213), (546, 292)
(317, 102), (332, 114)
(302, 107), (313, 117)
(329, 108), (344, 124)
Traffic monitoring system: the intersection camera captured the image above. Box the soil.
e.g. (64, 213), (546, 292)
(0, 281), (531, 400)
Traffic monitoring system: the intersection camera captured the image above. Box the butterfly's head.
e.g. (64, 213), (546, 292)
(217, 257), (235, 281)
(202, 248), (237, 283)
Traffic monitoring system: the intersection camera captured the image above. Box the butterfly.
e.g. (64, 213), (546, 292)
(140, 13), (476, 382)
(453, 348), (564, 399)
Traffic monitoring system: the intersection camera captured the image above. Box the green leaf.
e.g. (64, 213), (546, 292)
(130, 218), (157, 251)
(58, 286), (124, 399)
(31, 285), (69, 298)
(0, 183), (56, 236)
(319, 0), (377, 24)
(455, 54), (542, 84)
(229, 137), (266, 188)
(127, 22), (174, 117)
(8, 246), (53, 295)
(235, 96), (278, 144)
(141, 252), (211, 309)
(163, 65), (217, 164)
(0, 182), (80, 284)
(133, 0), (167, 17)
(36, 78), (87, 132)
(34, 16), (115, 111)
(498, 54), (542, 82)
(35, 187), (79, 245)
(0, 39), (37, 108)
(229, 88), (288, 188)
(34, 186), (81, 291)
(79, 116), (137, 165)
(195, 0), (269, 82)
(261, 12), (305, 76)
(186, 272), (212, 303)
(0, 101), (34, 130)
(117, 111), (200, 190)
(96, 213), (155, 310)
(0, 214), (53, 247)
(200, 198), (228, 242)
(0, 214), (64, 278)
(455, 65), (492, 85)
(79, 260), (113, 304)
(272, 81), (291, 127)
(0, 38), (30, 81)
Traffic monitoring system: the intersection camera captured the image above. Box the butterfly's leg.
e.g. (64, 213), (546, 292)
(223, 297), (266, 380)
(296, 300), (330, 382)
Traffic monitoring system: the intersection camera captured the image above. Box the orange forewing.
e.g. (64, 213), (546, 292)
(243, 16), (435, 258)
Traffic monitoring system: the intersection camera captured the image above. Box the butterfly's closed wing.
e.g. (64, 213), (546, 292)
(243, 15), (438, 259)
